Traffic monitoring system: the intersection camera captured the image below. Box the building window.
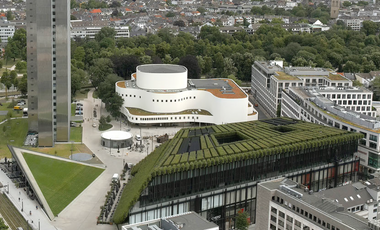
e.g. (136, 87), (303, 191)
(369, 152), (380, 168)
(370, 142), (377, 149)
(370, 134), (378, 142)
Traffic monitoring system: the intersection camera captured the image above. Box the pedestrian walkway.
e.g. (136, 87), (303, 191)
(0, 167), (57, 230)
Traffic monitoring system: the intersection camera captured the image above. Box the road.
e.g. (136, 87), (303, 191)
(249, 95), (272, 120)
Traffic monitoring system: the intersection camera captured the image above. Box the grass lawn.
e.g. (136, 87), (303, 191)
(0, 118), (28, 159)
(23, 153), (104, 216)
(71, 103), (76, 116)
(99, 123), (112, 131)
(70, 126), (82, 142)
(74, 88), (90, 100)
(0, 101), (23, 121)
(28, 143), (92, 159)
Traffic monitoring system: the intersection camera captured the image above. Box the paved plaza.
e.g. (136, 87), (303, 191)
(1, 89), (186, 230)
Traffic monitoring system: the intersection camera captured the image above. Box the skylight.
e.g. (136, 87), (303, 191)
(344, 198), (349, 202)
(357, 194), (361, 199)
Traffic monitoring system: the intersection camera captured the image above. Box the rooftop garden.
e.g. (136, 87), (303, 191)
(23, 153), (104, 216)
(274, 71), (299, 81)
(113, 118), (363, 224)
(327, 73), (346, 81)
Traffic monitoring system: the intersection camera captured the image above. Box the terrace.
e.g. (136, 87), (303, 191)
(273, 71), (299, 81)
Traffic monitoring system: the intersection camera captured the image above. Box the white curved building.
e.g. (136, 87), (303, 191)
(115, 64), (257, 125)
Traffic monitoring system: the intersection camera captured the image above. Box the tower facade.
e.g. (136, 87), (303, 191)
(27, 0), (71, 147)
(331, 0), (340, 19)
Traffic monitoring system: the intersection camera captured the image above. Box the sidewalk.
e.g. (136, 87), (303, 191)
(0, 169), (57, 230)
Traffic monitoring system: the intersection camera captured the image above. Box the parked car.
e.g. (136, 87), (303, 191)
(76, 103), (83, 106)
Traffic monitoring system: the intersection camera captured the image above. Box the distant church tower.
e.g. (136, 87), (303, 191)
(26, 0), (71, 147)
(330, 0), (340, 19)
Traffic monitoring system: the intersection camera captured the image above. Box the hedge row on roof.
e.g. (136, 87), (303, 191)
(114, 141), (170, 224)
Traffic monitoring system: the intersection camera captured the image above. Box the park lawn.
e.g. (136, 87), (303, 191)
(23, 153), (104, 216)
(28, 144), (92, 159)
(71, 104), (76, 116)
(70, 126), (82, 142)
(0, 118), (28, 159)
(74, 88), (90, 100)
(0, 101), (23, 121)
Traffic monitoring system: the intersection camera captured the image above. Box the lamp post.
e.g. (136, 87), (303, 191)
(39, 219), (40, 230)
(146, 142), (150, 156)
(7, 182), (9, 194)
(21, 199), (23, 212)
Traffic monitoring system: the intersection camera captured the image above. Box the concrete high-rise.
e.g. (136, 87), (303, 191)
(27, 0), (71, 147)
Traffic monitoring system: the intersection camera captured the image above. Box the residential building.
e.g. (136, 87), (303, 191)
(121, 212), (219, 230)
(281, 86), (380, 176)
(27, 0), (71, 146)
(251, 61), (351, 117)
(256, 178), (373, 230)
(0, 19), (15, 43)
(113, 118), (362, 229)
(355, 71), (380, 88)
(115, 64), (257, 126)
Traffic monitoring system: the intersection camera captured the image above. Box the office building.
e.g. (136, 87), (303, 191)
(27, 0), (71, 146)
(251, 61), (352, 118)
(121, 212), (219, 230)
(116, 64), (257, 126)
(282, 86), (379, 176)
(113, 118), (362, 229)
(70, 20), (129, 39)
(0, 19), (15, 43)
(256, 178), (373, 230)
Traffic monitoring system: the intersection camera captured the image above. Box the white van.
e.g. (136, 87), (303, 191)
(135, 135), (141, 141)
(112, 173), (119, 182)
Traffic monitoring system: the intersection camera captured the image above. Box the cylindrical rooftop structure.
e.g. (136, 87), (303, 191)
(101, 130), (133, 148)
(135, 64), (188, 90)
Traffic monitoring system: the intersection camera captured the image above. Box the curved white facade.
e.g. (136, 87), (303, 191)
(116, 64), (257, 125)
(136, 64), (188, 90)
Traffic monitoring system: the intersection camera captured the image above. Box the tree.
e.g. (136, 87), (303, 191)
(71, 66), (88, 99)
(6, 11), (14, 20)
(165, 12), (175, 17)
(88, 58), (114, 89)
(98, 74), (124, 117)
(0, 217), (8, 230)
(1, 71), (13, 98)
(361, 21), (379, 36)
(197, 7), (206, 14)
(17, 74), (27, 96)
(178, 55), (201, 79)
(110, 55), (140, 80)
(342, 1), (352, 7)
(173, 20), (185, 27)
(15, 61), (27, 72)
(235, 211), (249, 230)
(95, 27), (116, 42)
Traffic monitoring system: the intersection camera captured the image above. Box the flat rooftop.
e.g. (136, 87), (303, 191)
(260, 178), (371, 230)
(117, 78), (247, 99)
(137, 64), (187, 74)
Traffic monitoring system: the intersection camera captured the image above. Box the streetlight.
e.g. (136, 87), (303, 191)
(146, 142), (150, 156)
(39, 219), (40, 230)
(21, 199), (23, 212)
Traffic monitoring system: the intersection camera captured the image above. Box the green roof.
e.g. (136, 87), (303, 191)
(113, 118), (363, 224)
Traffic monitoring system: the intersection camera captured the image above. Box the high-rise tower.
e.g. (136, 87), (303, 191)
(27, 0), (71, 147)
